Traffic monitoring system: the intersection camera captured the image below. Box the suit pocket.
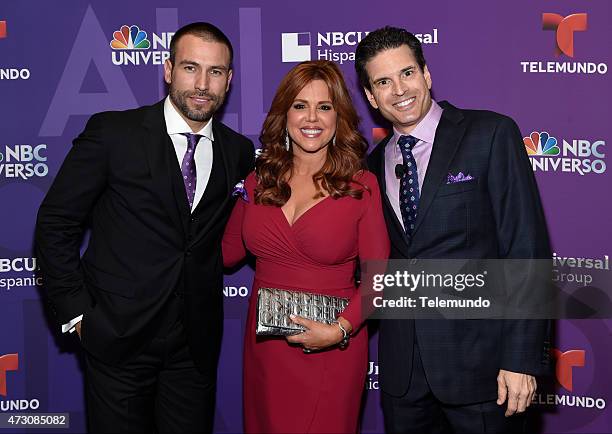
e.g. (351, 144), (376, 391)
(82, 260), (136, 298)
(435, 179), (478, 197)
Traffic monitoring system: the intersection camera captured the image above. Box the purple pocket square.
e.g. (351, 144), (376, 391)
(447, 172), (475, 184)
(232, 180), (248, 202)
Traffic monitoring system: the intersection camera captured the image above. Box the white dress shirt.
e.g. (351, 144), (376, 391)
(164, 96), (214, 211)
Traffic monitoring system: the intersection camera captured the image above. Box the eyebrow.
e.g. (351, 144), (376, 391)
(293, 98), (333, 104)
(178, 59), (230, 71)
(372, 65), (416, 83)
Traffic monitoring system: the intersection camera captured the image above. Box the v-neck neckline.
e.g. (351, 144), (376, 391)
(280, 195), (331, 228)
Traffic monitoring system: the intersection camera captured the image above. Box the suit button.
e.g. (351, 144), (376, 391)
(185, 250), (192, 257)
(410, 259), (418, 265)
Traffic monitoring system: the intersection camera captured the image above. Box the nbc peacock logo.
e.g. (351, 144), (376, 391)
(524, 131), (560, 156)
(110, 25), (151, 50)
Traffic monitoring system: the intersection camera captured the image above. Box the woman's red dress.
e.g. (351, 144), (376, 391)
(223, 171), (389, 433)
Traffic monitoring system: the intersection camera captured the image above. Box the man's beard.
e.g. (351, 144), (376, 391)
(169, 87), (225, 124)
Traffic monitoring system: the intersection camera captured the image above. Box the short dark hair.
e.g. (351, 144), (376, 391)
(355, 26), (426, 91)
(169, 22), (233, 66)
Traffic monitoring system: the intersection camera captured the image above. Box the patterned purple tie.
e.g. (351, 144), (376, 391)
(180, 133), (202, 209)
(398, 135), (419, 235)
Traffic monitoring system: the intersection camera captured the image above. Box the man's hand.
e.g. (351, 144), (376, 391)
(497, 369), (537, 416)
(75, 321), (82, 340)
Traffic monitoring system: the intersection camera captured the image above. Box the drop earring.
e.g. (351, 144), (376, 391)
(285, 128), (291, 151)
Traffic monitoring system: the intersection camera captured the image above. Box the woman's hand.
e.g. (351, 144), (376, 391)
(285, 315), (352, 351)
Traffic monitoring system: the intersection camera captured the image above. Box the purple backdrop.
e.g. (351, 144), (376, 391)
(1, 1), (610, 432)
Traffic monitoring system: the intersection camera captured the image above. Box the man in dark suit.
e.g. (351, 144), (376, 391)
(355, 27), (551, 433)
(35, 22), (254, 433)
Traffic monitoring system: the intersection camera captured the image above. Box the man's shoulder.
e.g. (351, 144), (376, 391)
(85, 102), (161, 131)
(440, 101), (516, 129)
(212, 119), (254, 150)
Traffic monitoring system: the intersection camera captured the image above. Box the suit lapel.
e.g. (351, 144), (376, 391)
(142, 102), (187, 236)
(188, 120), (234, 247)
(412, 102), (466, 235)
(370, 136), (412, 257)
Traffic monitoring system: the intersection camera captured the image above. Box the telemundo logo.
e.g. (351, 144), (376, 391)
(533, 348), (606, 410)
(223, 286), (248, 297)
(521, 13), (607, 75)
(0, 68), (30, 80)
(0, 144), (48, 180)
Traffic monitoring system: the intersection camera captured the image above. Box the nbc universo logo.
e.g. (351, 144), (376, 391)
(110, 25), (172, 66)
(110, 25), (151, 50)
(281, 32), (311, 62)
(523, 131), (606, 175)
(542, 13), (587, 58)
(0, 354), (18, 397)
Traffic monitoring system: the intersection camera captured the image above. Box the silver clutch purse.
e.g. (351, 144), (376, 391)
(256, 287), (350, 336)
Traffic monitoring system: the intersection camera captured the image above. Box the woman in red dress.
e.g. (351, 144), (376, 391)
(223, 60), (389, 433)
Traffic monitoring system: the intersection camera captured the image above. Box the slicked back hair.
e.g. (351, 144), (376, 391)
(355, 26), (426, 91)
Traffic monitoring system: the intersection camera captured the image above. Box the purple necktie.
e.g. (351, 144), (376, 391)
(180, 133), (202, 209)
(398, 135), (419, 235)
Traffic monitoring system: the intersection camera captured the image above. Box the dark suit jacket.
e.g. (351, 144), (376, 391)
(368, 101), (551, 404)
(35, 100), (254, 376)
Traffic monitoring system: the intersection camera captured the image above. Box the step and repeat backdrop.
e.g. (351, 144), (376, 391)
(1, 1), (610, 432)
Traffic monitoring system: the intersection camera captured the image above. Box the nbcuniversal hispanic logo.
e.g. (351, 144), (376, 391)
(0, 257), (42, 292)
(110, 25), (173, 66)
(366, 361), (379, 390)
(281, 29), (439, 64)
(524, 131), (606, 175)
(533, 348), (606, 410)
(520, 13), (607, 75)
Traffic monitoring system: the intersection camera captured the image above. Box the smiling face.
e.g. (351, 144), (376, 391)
(286, 79), (337, 155)
(363, 45), (432, 135)
(164, 34), (232, 131)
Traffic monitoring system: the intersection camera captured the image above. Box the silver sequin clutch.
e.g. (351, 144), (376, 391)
(256, 287), (350, 336)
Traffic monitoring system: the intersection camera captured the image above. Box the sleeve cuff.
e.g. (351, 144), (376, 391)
(62, 314), (83, 333)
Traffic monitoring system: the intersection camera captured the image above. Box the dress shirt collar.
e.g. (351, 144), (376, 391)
(164, 96), (214, 141)
(390, 99), (443, 150)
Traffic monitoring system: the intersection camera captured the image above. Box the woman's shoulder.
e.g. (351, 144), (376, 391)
(352, 169), (380, 191)
(244, 171), (258, 189)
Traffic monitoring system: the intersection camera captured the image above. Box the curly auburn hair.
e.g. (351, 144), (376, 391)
(255, 60), (369, 206)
